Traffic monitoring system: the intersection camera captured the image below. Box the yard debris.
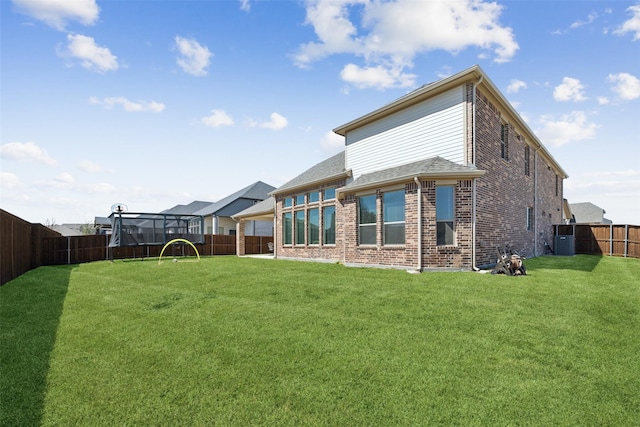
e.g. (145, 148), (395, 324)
(492, 246), (527, 276)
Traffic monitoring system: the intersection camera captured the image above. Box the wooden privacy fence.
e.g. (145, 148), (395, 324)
(1, 209), (273, 285)
(555, 224), (640, 258)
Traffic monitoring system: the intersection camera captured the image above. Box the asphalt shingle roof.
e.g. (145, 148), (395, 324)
(272, 151), (348, 195)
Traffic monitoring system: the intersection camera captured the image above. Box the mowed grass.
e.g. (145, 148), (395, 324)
(2, 255), (639, 426)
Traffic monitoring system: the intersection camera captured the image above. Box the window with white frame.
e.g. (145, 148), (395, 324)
(436, 186), (455, 246)
(358, 194), (377, 245)
(383, 190), (405, 245)
(308, 191), (319, 203)
(323, 188), (335, 200)
(295, 210), (305, 245)
(323, 206), (336, 245)
(308, 208), (319, 244)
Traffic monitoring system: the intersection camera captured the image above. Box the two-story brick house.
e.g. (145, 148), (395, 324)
(235, 65), (567, 270)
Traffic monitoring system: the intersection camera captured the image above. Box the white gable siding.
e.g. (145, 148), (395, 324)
(345, 86), (465, 179)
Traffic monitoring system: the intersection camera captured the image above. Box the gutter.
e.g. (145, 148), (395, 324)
(471, 75), (483, 271)
(414, 177), (422, 272)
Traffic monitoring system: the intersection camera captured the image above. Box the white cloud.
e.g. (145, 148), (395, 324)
(598, 96), (610, 105)
(608, 72), (640, 100)
(0, 172), (24, 190)
(0, 141), (56, 165)
(535, 111), (598, 147)
(320, 131), (344, 154)
(175, 36), (212, 76)
(201, 109), (234, 127)
(259, 113), (288, 130)
(55, 172), (75, 184)
(12, 0), (99, 31)
(570, 12), (598, 30)
(553, 77), (587, 102)
(60, 34), (118, 73)
(78, 159), (104, 173)
(614, 5), (640, 40)
(89, 96), (165, 112)
(239, 0), (250, 12)
(340, 63), (416, 89)
(294, 0), (518, 90)
(506, 79), (527, 94)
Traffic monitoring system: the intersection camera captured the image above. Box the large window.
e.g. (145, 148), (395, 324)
(383, 190), (405, 245)
(436, 186), (455, 246)
(323, 206), (336, 245)
(358, 194), (377, 245)
(308, 208), (319, 245)
(283, 212), (292, 245)
(295, 210), (305, 245)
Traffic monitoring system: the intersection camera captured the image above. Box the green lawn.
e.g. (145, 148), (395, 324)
(2, 255), (639, 426)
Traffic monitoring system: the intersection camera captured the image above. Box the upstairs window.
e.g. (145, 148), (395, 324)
(283, 197), (293, 208)
(436, 186), (455, 246)
(295, 195), (305, 206)
(358, 194), (377, 245)
(308, 191), (320, 203)
(383, 190), (405, 245)
(500, 123), (508, 160)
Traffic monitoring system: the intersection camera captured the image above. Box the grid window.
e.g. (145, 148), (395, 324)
(436, 186), (455, 246)
(358, 194), (377, 245)
(295, 195), (305, 206)
(323, 206), (336, 245)
(295, 211), (305, 245)
(383, 190), (405, 245)
(283, 197), (292, 208)
(500, 123), (508, 160)
(308, 208), (319, 245)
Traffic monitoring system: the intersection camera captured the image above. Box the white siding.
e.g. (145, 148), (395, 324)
(345, 86), (465, 178)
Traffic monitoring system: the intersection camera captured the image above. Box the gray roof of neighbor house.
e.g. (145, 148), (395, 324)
(194, 181), (275, 216)
(232, 197), (275, 220)
(569, 202), (612, 224)
(338, 156), (485, 196)
(271, 151), (350, 196)
(162, 200), (213, 215)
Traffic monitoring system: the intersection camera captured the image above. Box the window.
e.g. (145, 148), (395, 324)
(555, 175), (559, 196)
(283, 212), (292, 245)
(295, 195), (305, 206)
(295, 211), (305, 245)
(308, 191), (319, 203)
(323, 206), (336, 245)
(500, 123), (508, 160)
(283, 197), (292, 208)
(358, 194), (377, 245)
(436, 186), (455, 246)
(323, 188), (336, 200)
(308, 208), (319, 244)
(383, 190), (405, 245)
(526, 207), (533, 231)
(524, 146), (530, 176)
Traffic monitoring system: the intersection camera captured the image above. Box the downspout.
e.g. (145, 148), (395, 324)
(471, 76), (483, 271)
(414, 177), (422, 272)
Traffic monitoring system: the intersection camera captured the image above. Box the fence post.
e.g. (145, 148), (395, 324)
(625, 225), (629, 258)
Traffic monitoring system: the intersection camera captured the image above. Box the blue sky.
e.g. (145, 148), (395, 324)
(1, 0), (639, 225)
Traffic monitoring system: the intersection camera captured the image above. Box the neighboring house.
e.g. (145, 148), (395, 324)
(51, 224), (87, 236)
(193, 181), (275, 235)
(237, 65), (568, 270)
(568, 202), (612, 224)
